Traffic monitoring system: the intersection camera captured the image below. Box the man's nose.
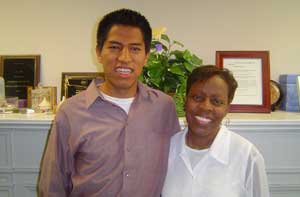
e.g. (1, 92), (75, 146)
(118, 47), (132, 62)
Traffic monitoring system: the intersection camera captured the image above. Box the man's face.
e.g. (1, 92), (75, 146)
(96, 25), (149, 98)
(185, 76), (229, 142)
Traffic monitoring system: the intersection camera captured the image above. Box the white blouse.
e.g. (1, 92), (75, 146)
(162, 126), (270, 197)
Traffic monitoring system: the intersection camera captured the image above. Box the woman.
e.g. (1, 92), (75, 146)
(162, 65), (269, 197)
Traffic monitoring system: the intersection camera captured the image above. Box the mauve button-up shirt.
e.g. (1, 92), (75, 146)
(38, 78), (181, 197)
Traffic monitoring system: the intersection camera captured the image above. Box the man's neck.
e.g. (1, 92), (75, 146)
(99, 83), (137, 98)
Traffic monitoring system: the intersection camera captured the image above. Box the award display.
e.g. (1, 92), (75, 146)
(27, 86), (57, 112)
(61, 72), (104, 99)
(0, 55), (40, 101)
(216, 51), (270, 113)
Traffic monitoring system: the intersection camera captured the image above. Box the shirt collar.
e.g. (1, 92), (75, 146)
(179, 126), (230, 165)
(209, 126), (230, 165)
(85, 77), (104, 108)
(85, 78), (153, 109)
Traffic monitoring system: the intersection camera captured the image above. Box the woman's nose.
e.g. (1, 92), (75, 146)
(199, 98), (213, 111)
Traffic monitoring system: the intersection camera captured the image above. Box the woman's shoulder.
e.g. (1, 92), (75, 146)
(226, 127), (264, 159)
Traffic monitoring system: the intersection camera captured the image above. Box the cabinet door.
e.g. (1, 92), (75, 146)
(14, 173), (39, 197)
(0, 186), (13, 197)
(0, 131), (12, 168)
(12, 129), (48, 169)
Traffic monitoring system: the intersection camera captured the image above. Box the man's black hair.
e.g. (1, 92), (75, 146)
(96, 8), (152, 53)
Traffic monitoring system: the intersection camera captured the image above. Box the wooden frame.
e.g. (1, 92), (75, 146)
(216, 51), (270, 113)
(297, 76), (300, 107)
(0, 55), (40, 100)
(61, 72), (104, 99)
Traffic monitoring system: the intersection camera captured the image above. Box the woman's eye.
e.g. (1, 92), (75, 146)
(192, 95), (204, 102)
(211, 98), (225, 106)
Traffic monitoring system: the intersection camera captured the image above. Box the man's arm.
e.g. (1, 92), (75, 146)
(168, 98), (181, 135)
(38, 112), (73, 196)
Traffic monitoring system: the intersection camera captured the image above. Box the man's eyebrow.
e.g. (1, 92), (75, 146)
(108, 41), (143, 46)
(108, 41), (122, 45)
(129, 43), (143, 46)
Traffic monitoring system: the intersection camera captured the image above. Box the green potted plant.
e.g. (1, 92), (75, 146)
(139, 27), (203, 116)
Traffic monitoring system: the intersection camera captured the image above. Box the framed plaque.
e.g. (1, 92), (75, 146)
(61, 72), (104, 99)
(0, 55), (40, 100)
(297, 76), (300, 107)
(216, 51), (270, 113)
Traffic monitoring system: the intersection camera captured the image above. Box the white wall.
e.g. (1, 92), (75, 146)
(1, 0), (300, 99)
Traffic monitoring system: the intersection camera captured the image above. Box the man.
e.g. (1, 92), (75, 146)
(38, 8), (180, 196)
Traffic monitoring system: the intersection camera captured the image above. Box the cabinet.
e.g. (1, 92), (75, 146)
(0, 111), (300, 197)
(0, 113), (53, 197)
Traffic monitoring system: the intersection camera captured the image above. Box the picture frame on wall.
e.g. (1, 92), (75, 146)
(61, 72), (104, 99)
(297, 76), (300, 107)
(0, 55), (40, 104)
(216, 51), (270, 113)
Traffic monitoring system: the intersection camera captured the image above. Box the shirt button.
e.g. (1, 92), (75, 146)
(125, 173), (130, 177)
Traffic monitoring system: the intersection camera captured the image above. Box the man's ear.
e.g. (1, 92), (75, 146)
(144, 52), (150, 65)
(96, 47), (102, 64)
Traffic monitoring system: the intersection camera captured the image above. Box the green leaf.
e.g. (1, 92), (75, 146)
(161, 34), (170, 44)
(183, 62), (194, 73)
(169, 63), (185, 76)
(170, 50), (184, 60)
(190, 54), (203, 65)
(173, 40), (184, 47)
(183, 50), (192, 61)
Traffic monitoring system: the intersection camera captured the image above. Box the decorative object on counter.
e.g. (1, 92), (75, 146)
(270, 80), (282, 111)
(38, 97), (51, 112)
(0, 55), (40, 107)
(279, 74), (300, 112)
(28, 86), (57, 113)
(0, 76), (5, 107)
(0, 97), (19, 113)
(216, 51), (270, 113)
(61, 72), (104, 99)
(139, 27), (203, 116)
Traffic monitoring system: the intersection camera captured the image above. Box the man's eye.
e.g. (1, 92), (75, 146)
(109, 45), (121, 50)
(130, 47), (141, 52)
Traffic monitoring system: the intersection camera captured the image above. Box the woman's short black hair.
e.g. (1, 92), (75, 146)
(96, 8), (152, 53)
(186, 65), (238, 104)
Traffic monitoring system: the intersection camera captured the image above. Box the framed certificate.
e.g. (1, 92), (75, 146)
(297, 76), (300, 107)
(216, 51), (270, 113)
(0, 55), (40, 100)
(61, 72), (104, 99)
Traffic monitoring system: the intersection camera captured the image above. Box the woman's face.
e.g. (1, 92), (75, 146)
(185, 75), (230, 141)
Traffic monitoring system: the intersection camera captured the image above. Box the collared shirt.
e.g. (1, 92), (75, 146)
(38, 78), (180, 197)
(162, 126), (270, 197)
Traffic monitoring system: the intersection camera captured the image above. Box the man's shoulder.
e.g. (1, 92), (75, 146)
(58, 91), (87, 114)
(142, 84), (174, 103)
